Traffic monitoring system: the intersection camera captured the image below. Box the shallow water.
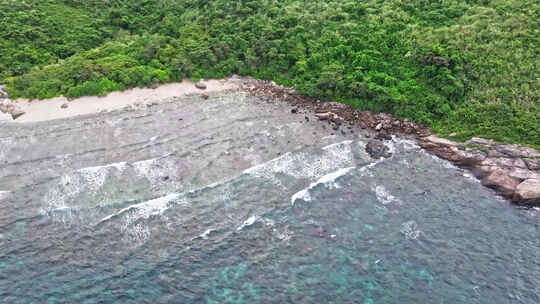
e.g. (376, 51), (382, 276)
(1, 93), (539, 303)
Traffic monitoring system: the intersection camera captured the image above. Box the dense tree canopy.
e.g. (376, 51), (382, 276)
(0, 0), (538, 147)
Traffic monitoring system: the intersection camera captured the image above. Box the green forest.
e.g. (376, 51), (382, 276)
(1, 0), (538, 147)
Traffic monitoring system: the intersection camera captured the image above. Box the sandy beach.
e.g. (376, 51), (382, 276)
(0, 77), (246, 123)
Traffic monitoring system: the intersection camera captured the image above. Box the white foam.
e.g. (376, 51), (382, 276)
(400, 220), (421, 240)
(99, 193), (180, 224)
(356, 159), (383, 177)
(43, 161), (130, 213)
(77, 162), (128, 191)
(245, 140), (355, 187)
(390, 135), (420, 152)
(322, 140), (353, 151)
(237, 215), (260, 231)
(200, 228), (216, 239)
(291, 166), (355, 205)
(0, 191), (10, 200)
(373, 185), (400, 205)
(291, 189), (312, 204)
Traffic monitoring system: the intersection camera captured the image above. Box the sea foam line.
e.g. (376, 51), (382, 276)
(291, 166), (355, 205)
(0, 191), (10, 200)
(236, 215), (260, 231)
(98, 193), (180, 224)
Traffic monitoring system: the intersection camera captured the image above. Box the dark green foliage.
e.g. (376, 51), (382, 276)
(1, 0), (538, 147)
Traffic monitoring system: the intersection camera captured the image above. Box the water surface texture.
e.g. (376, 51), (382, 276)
(1, 93), (539, 303)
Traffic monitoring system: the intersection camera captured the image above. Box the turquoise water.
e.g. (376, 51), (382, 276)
(1, 94), (539, 303)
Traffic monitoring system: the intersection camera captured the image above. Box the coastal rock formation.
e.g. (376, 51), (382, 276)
(481, 170), (519, 197)
(513, 179), (540, 205)
(1, 95), (26, 120)
(365, 140), (392, 159)
(420, 135), (540, 205)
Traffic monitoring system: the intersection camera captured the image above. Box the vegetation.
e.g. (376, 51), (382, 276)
(1, 0), (538, 147)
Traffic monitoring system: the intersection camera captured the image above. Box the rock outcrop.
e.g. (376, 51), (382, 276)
(481, 170), (519, 197)
(365, 140), (392, 159)
(245, 78), (540, 206)
(0, 87), (26, 120)
(420, 135), (540, 205)
(513, 179), (540, 205)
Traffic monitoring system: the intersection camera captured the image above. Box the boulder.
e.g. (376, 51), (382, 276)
(493, 145), (523, 158)
(481, 170), (519, 197)
(506, 167), (540, 181)
(11, 110), (25, 120)
(524, 158), (540, 171)
(365, 140), (391, 159)
(61, 103), (69, 109)
(512, 179), (540, 205)
(315, 112), (330, 120)
(481, 157), (527, 169)
(519, 147), (540, 158)
(195, 82), (207, 90)
(421, 135), (459, 147)
(466, 137), (494, 146)
(453, 149), (487, 166)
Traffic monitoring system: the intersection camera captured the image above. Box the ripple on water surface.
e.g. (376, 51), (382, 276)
(0, 94), (539, 304)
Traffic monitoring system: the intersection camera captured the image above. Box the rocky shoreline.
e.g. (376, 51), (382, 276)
(0, 85), (25, 120)
(242, 78), (540, 206)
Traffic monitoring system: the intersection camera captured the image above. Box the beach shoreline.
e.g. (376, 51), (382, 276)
(0, 77), (246, 123)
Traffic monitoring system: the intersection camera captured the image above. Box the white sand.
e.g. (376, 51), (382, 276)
(0, 77), (246, 123)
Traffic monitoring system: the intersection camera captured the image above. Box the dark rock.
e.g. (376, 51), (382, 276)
(201, 94), (209, 100)
(365, 140), (392, 159)
(291, 108), (298, 114)
(375, 132), (392, 140)
(61, 103), (69, 109)
(304, 116), (309, 122)
(11, 110), (25, 120)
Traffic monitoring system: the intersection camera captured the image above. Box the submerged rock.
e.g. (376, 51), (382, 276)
(365, 140), (391, 159)
(512, 179), (540, 205)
